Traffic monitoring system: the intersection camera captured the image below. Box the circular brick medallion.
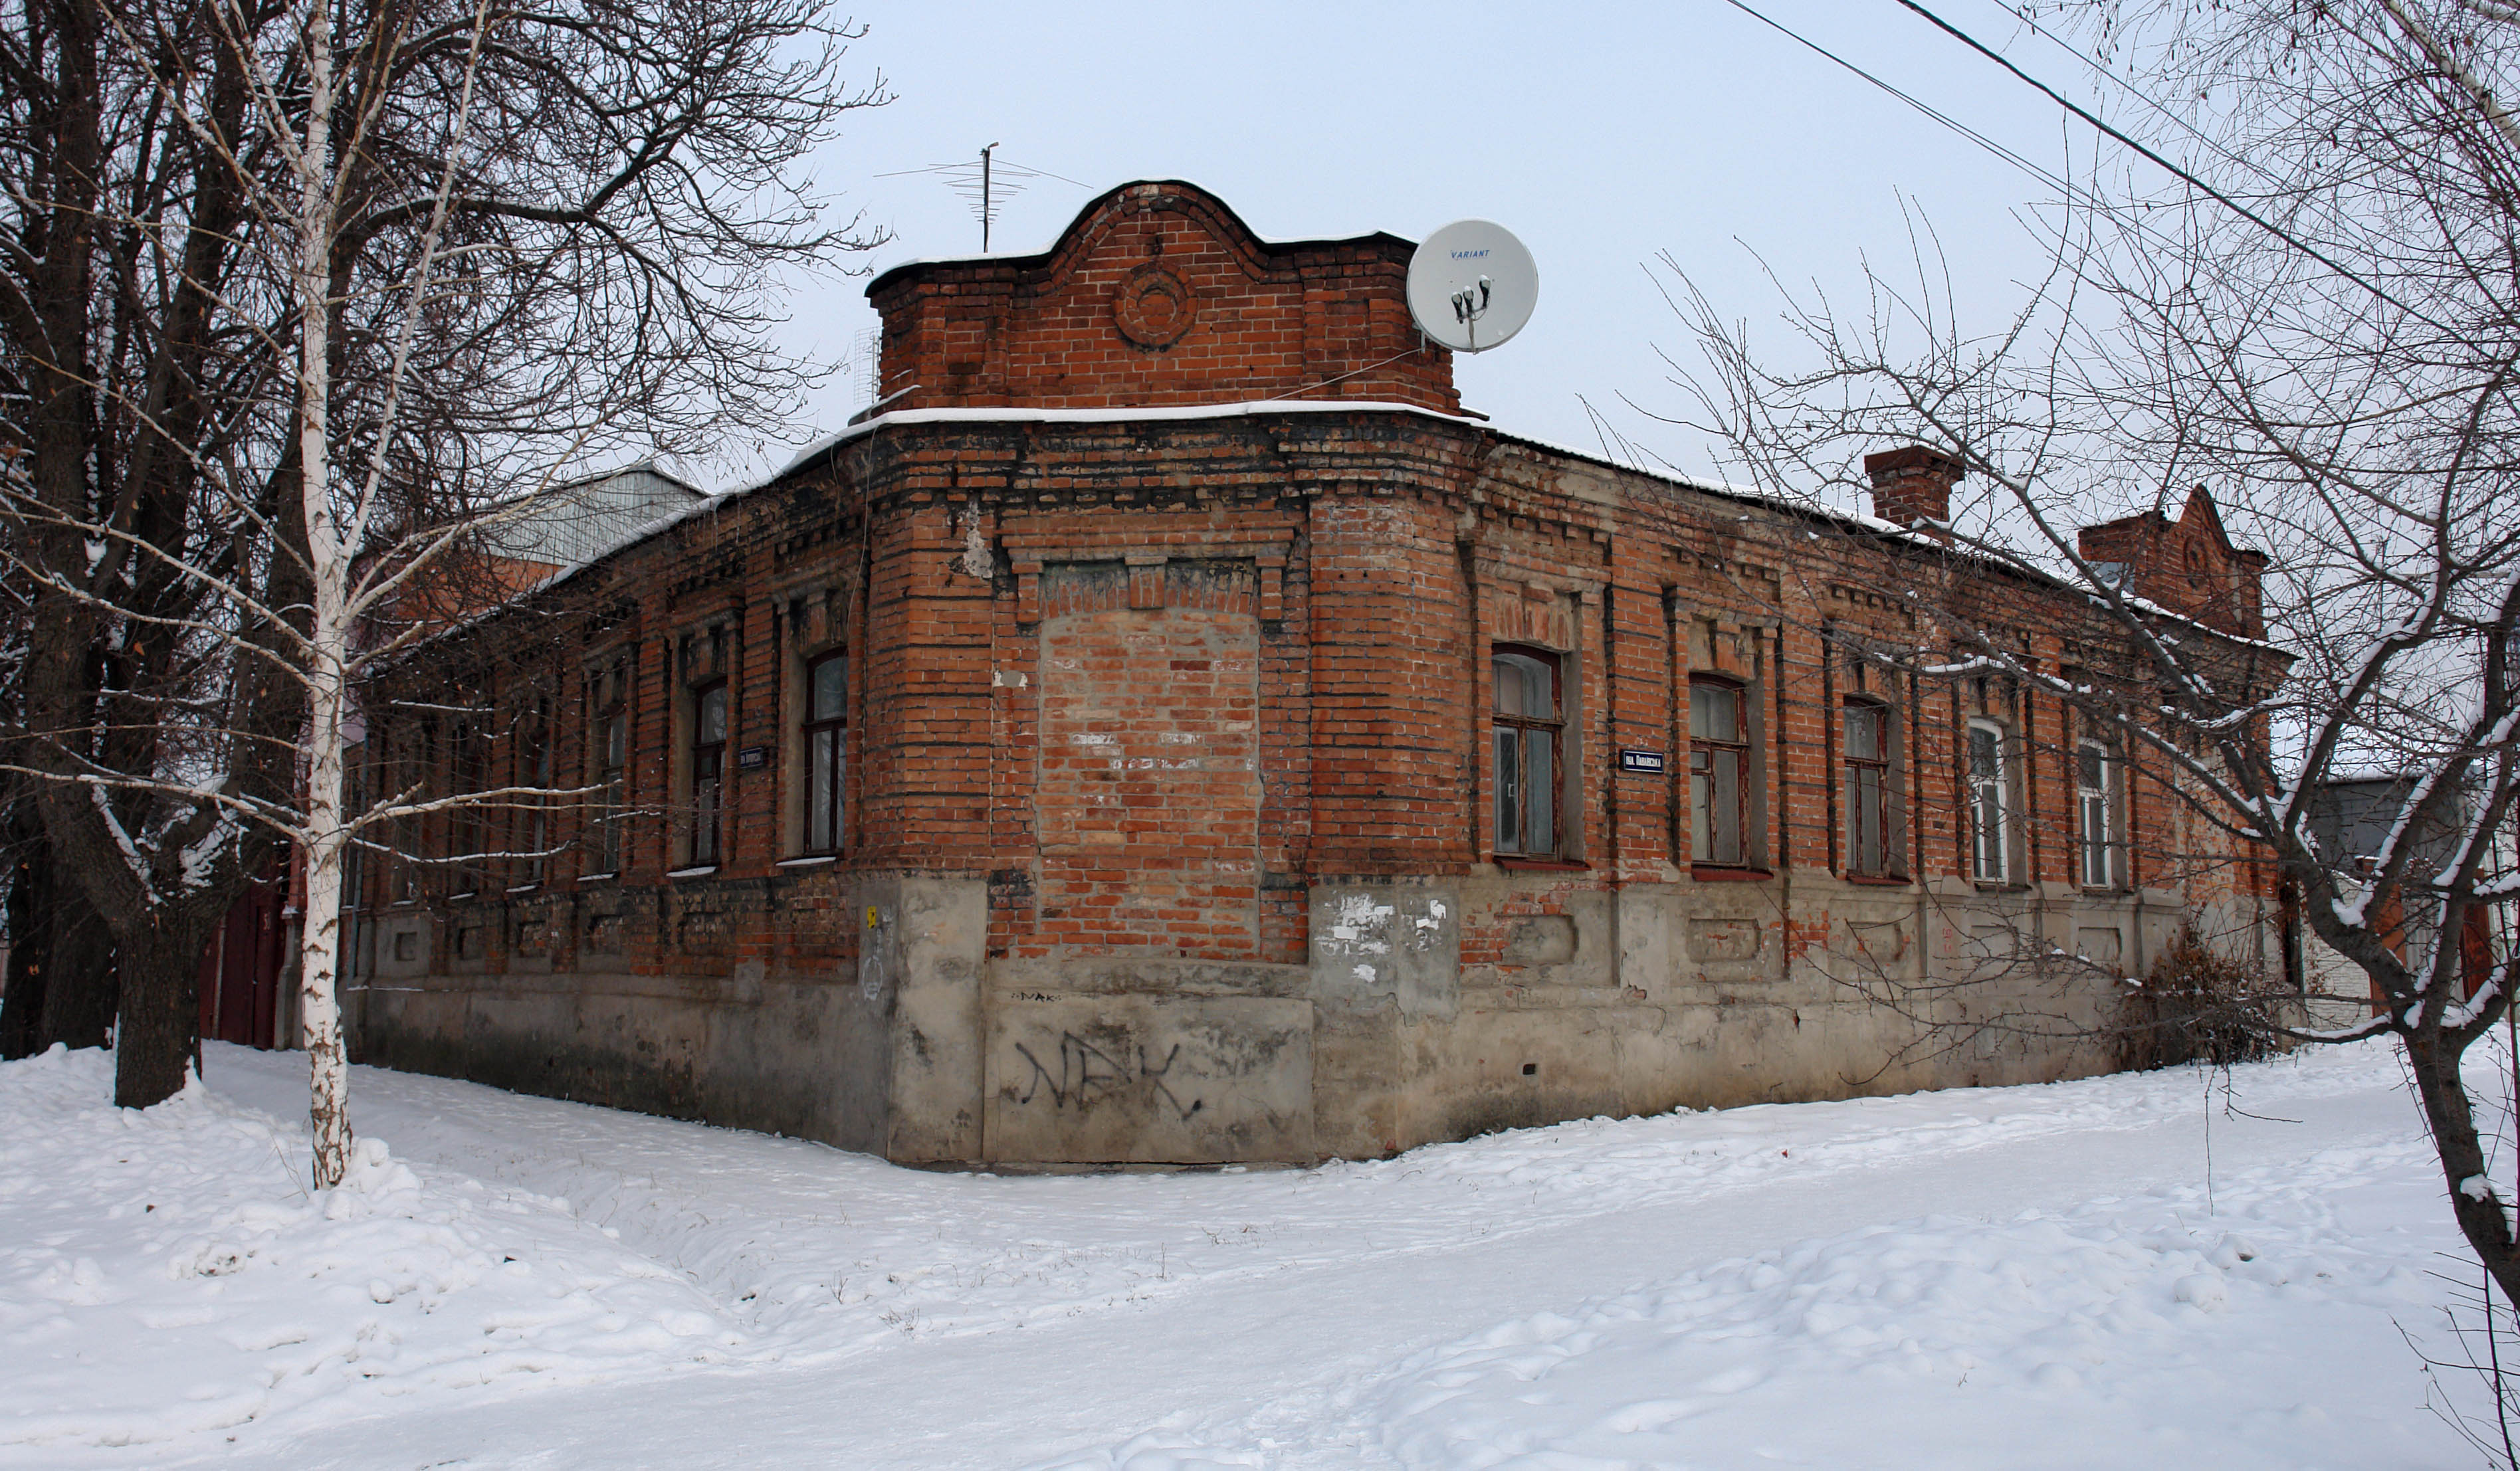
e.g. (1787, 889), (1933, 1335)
(1113, 265), (1198, 347)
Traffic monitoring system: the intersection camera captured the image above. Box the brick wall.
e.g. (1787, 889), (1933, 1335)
(1032, 563), (1262, 957)
(869, 181), (1459, 416)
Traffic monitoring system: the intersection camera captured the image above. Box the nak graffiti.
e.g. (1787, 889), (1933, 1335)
(1012, 1033), (1204, 1122)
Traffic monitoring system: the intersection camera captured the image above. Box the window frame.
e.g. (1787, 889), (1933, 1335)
(803, 648), (849, 854)
(588, 662), (628, 877)
(690, 677), (728, 867)
(518, 696), (552, 886)
(1842, 696), (1896, 878)
(449, 717), (490, 898)
(1966, 717), (2014, 884)
(2077, 737), (2123, 890)
(1490, 644), (1565, 860)
(1689, 676), (1756, 868)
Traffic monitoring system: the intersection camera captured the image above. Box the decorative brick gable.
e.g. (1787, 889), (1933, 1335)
(867, 180), (1460, 415)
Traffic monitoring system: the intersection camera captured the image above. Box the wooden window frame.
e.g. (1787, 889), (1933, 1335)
(690, 678), (728, 867)
(2077, 737), (2123, 890)
(518, 696), (552, 886)
(449, 718), (490, 898)
(803, 649), (849, 854)
(1843, 697), (1895, 878)
(1967, 718), (2014, 884)
(1690, 676), (1756, 868)
(1491, 644), (1565, 860)
(589, 664), (627, 877)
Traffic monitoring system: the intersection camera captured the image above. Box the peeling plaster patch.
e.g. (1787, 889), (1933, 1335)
(1337, 895), (1394, 928)
(1408, 900), (1449, 951)
(1323, 894), (1400, 954)
(1352, 963), (1378, 981)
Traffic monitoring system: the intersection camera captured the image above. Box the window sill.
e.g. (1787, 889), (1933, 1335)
(576, 871), (618, 884)
(1841, 872), (1912, 887)
(667, 865), (720, 881)
(449, 891), (478, 902)
(1495, 857), (1589, 873)
(1691, 864), (1774, 883)
(506, 882), (542, 895)
(1974, 880), (2033, 894)
(776, 854), (839, 868)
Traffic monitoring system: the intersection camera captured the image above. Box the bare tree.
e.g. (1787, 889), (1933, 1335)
(0, 0), (885, 1182)
(1659, 0), (2520, 1315)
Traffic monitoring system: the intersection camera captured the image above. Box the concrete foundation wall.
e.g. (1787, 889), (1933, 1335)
(357, 866), (2208, 1165)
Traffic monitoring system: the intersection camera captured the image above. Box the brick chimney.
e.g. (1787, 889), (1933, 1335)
(1862, 445), (1962, 541)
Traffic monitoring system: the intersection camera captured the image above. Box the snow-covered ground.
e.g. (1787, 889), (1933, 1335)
(0, 1038), (2491, 1468)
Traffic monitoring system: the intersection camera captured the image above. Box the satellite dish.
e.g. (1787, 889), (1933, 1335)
(1406, 220), (1538, 353)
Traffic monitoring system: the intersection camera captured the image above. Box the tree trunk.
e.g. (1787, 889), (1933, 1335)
(295, 2), (352, 1190)
(3, 827), (121, 1059)
(112, 916), (201, 1107)
(2408, 1028), (2520, 1311)
(0, 825), (47, 1060)
(40, 887), (116, 1052)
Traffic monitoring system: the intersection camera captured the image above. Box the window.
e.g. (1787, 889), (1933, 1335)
(1843, 700), (1892, 876)
(451, 720), (488, 896)
(390, 726), (422, 902)
(1968, 719), (2012, 883)
(591, 666), (627, 875)
(1492, 648), (1562, 857)
(804, 651), (849, 852)
(1691, 679), (1752, 866)
(691, 680), (728, 866)
(2078, 739), (2121, 889)
(520, 698), (551, 885)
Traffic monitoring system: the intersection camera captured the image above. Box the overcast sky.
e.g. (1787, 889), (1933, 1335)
(720, 2), (2102, 500)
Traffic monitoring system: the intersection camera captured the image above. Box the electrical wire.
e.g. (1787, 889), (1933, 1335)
(1719, 0), (2434, 328)
(1888, 0), (2425, 321)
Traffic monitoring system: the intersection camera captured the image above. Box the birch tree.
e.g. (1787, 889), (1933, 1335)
(0, 0), (884, 1183)
(1661, 0), (2520, 1313)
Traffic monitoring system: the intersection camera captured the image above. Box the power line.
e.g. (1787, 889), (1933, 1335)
(1720, 0), (2433, 328)
(1720, 0), (2079, 199)
(1888, 0), (2423, 321)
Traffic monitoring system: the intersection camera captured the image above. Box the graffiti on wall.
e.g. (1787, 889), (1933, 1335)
(1011, 1031), (1204, 1123)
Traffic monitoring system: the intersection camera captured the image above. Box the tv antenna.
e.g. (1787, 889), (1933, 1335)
(1405, 220), (1538, 352)
(878, 147), (1089, 252)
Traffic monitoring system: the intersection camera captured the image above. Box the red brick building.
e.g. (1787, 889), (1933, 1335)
(350, 181), (2281, 1165)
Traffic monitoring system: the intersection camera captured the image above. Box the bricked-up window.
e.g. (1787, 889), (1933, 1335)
(804, 651), (848, 853)
(690, 680), (728, 866)
(1844, 699), (1893, 876)
(1492, 648), (1562, 857)
(1968, 719), (2013, 883)
(1691, 678), (1753, 866)
(2078, 739), (2123, 889)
